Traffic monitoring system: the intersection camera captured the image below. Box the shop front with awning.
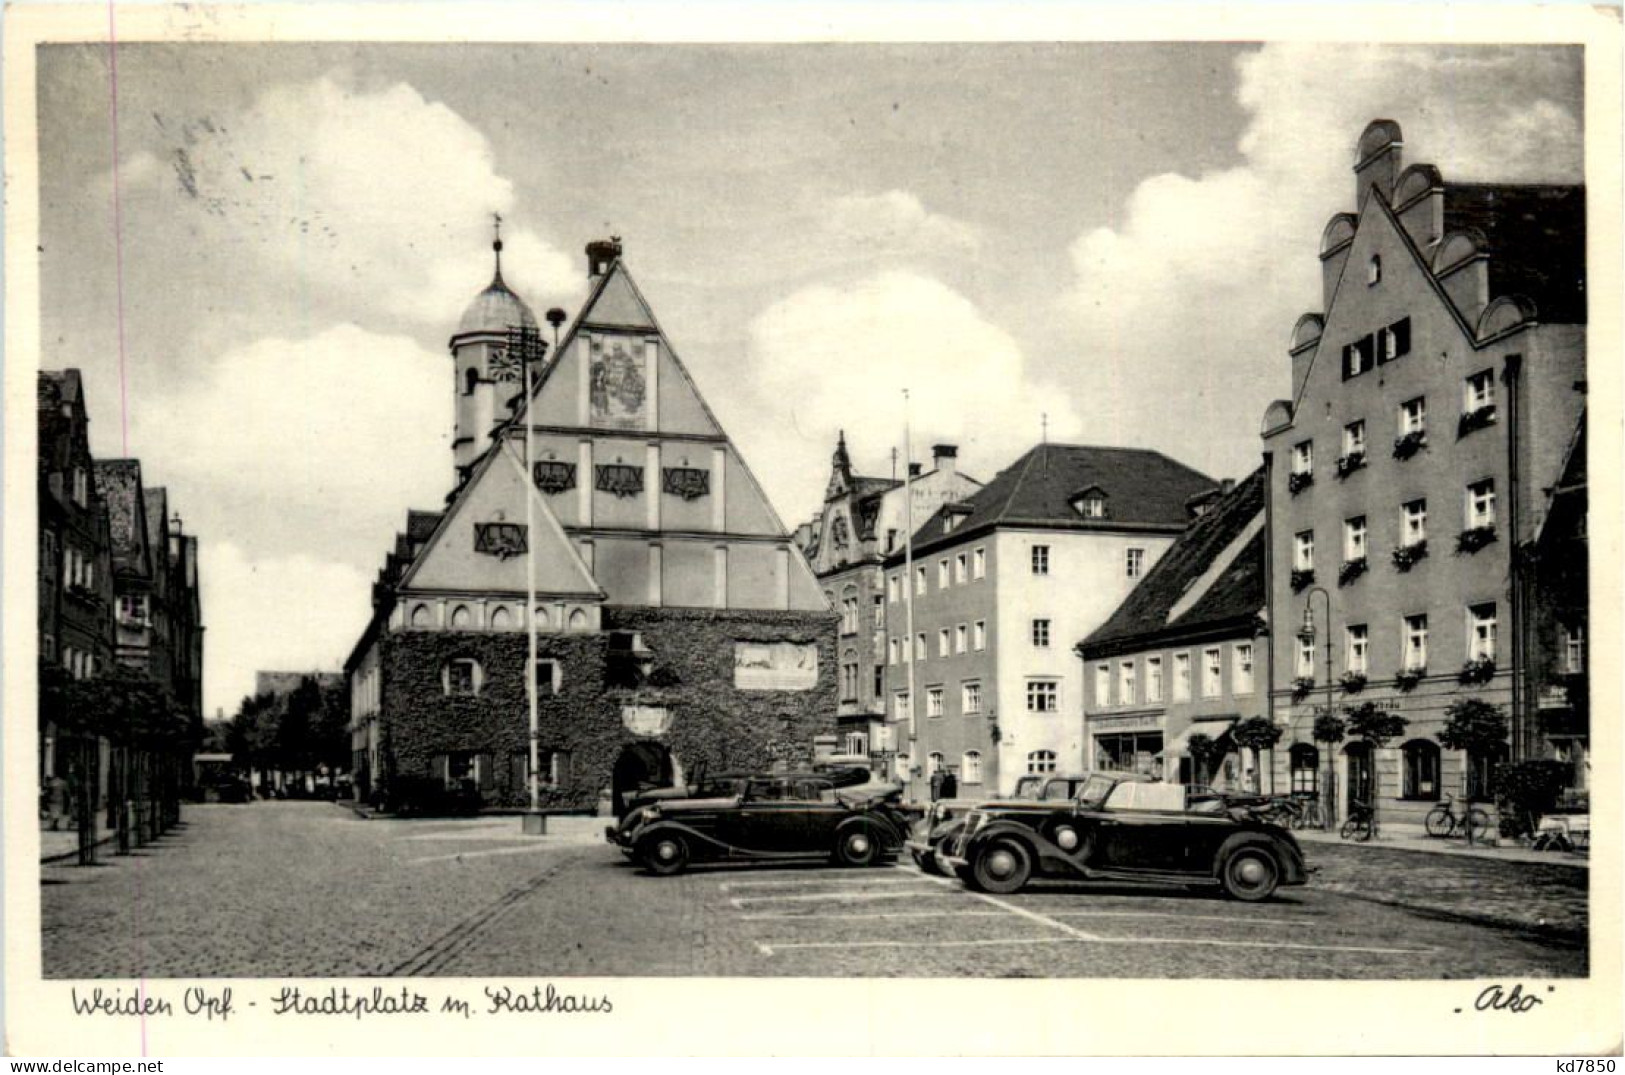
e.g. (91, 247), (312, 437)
(1159, 716), (1239, 787)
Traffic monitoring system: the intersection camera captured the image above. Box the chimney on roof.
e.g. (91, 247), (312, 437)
(908, 462), (922, 479)
(586, 237), (622, 281)
(931, 444), (958, 479)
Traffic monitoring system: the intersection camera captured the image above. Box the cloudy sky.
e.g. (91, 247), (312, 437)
(35, 41), (1583, 717)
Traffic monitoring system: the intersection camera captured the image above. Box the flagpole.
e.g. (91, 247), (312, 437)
(902, 389), (917, 799)
(526, 334), (541, 820)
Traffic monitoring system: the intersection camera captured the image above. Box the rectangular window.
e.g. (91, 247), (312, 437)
(1032, 619), (1051, 648)
(1202, 647), (1222, 698)
(534, 659), (562, 697)
(1297, 637), (1315, 679)
(1173, 653), (1191, 702)
(1562, 624), (1585, 674)
(887, 574), (900, 603)
(915, 566), (927, 596)
(1031, 545), (1050, 575)
(1119, 661), (1136, 706)
(1344, 516), (1367, 561)
(1403, 500), (1428, 545)
(1465, 369), (1496, 413)
(1404, 614), (1428, 671)
(72, 468), (88, 507)
(926, 686), (944, 718)
(1343, 420), (1367, 457)
(1467, 479), (1497, 529)
(938, 628), (951, 657)
(962, 681), (982, 715)
(938, 559), (950, 589)
(447, 659), (478, 696)
(1233, 643), (1254, 695)
(1294, 531), (1315, 571)
(1094, 663), (1110, 708)
(1469, 603), (1498, 661)
(1126, 547), (1145, 579)
(955, 553), (968, 584)
(874, 665), (884, 697)
(915, 633), (926, 661)
(1401, 396), (1427, 436)
(887, 638), (898, 666)
(872, 594), (884, 628)
(1146, 656), (1163, 703)
(973, 621), (987, 651)
(1027, 680), (1059, 713)
(1346, 624), (1369, 674)
(894, 691), (911, 722)
(973, 547), (986, 579)
(1292, 441), (1313, 476)
(955, 624), (968, 654)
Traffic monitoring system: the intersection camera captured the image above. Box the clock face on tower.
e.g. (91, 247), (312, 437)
(487, 346), (521, 383)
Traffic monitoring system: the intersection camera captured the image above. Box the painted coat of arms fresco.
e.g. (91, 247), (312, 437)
(589, 336), (647, 429)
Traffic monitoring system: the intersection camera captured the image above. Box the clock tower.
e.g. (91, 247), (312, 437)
(450, 228), (540, 477)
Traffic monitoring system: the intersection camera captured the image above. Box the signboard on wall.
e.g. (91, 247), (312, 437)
(621, 706), (671, 737)
(733, 641), (819, 691)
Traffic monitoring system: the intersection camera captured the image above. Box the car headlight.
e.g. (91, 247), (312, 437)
(1055, 826), (1079, 851)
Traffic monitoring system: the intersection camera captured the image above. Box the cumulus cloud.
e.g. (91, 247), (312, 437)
(111, 73), (581, 332)
(737, 270), (1081, 520)
(825, 190), (981, 260)
(199, 541), (371, 716)
(1063, 43), (1583, 480)
(127, 323), (454, 577)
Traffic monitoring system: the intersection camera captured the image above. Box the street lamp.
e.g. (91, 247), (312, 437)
(1297, 586), (1336, 830)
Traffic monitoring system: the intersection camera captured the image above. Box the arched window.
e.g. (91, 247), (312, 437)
(568, 608), (589, 631)
(1367, 255), (1382, 285)
(1027, 750), (1057, 774)
(464, 367), (480, 396)
(489, 606), (512, 630)
(450, 604), (472, 629)
(533, 605), (550, 630)
(927, 752), (945, 776)
(1401, 739), (1441, 801)
(410, 603), (431, 628)
(962, 751), (983, 785)
(1289, 743), (1319, 794)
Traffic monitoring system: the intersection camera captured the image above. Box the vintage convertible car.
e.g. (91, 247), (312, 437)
(624, 772), (913, 875)
(903, 772), (1093, 875)
(941, 771), (1310, 901)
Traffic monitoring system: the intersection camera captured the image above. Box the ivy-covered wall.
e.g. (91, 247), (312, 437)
(375, 605), (838, 810)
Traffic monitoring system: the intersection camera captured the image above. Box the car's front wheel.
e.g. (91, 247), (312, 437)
(1219, 846), (1280, 902)
(834, 826), (880, 867)
(638, 833), (690, 876)
(969, 838), (1032, 894)
(912, 848), (944, 876)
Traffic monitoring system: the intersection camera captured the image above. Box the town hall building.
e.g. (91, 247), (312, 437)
(346, 236), (835, 811)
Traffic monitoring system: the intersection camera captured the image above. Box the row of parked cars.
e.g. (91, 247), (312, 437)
(607, 767), (1311, 902)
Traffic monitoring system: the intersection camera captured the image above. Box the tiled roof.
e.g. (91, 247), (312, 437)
(1443, 182), (1586, 325)
(1080, 467), (1265, 655)
(900, 443), (1215, 560)
(93, 459), (147, 576)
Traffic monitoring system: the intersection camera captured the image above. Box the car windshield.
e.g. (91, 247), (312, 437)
(1075, 775), (1117, 809)
(1012, 776), (1044, 799)
(1040, 778), (1081, 801)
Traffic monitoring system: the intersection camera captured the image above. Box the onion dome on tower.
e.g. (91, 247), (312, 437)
(456, 227), (538, 336)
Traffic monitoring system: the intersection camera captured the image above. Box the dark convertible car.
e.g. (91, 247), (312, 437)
(942, 771), (1310, 901)
(623, 772), (913, 875)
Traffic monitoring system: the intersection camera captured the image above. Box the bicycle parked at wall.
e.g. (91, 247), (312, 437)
(1339, 799), (1376, 842)
(1424, 794), (1492, 842)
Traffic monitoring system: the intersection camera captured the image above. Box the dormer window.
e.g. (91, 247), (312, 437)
(1071, 487), (1108, 518)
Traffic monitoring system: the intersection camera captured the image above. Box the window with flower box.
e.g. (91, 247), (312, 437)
(1345, 625), (1369, 675)
(1403, 614), (1428, 671)
(1468, 604), (1497, 662)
